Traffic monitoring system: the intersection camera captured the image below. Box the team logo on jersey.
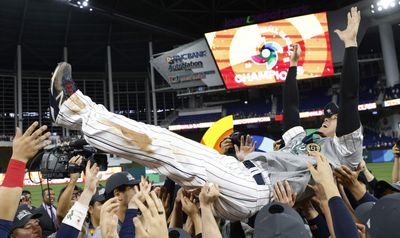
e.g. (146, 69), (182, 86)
(306, 143), (321, 153)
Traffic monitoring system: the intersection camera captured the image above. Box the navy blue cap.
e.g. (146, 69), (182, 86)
(105, 172), (140, 198)
(355, 193), (400, 238)
(254, 202), (311, 238)
(12, 205), (42, 232)
(324, 102), (339, 118)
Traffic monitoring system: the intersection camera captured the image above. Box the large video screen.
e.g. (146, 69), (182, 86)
(205, 12), (334, 89)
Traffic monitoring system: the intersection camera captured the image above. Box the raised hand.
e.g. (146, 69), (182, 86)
(12, 121), (51, 163)
(307, 152), (335, 185)
(334, 7), (361, 47)
(84, 161), (101, 195)
(334, 165), (361, 188)
(273, 181), (297, 207)
(100, 197), (119, 238)
(181, 193), (199, 217)
(129, 176), (152, 209)
(234, 135), (256, 161)
(133, 191), (168, 238)
(199, 183), (220, 207)
(307, 151), (340, 199)
(393, 143), (400, 157)
(334, 165), (366, 200)
(289, 44), (302, 66)
(69, 155), (83, 182)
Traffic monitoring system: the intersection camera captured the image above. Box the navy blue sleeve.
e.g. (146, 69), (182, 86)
(119, 209), (138, 238)
(0, 219), (12, 238)
(336, 47), (360, 137)
(328, 196), (359, 238)
(368, 178), (378, 192)
(357, 192), (378, 207)
(307, 214), (330, 238)
(283, 66), (300, 132)
(55, 223), (80, 238)
(344, 187), (359, 209)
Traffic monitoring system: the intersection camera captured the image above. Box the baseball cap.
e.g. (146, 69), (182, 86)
(355, 193), (400, 238)
(323, 102), (339, 118)
(168, 228), (191, 238)
(354, 201), (375, 224)
(374, 180), (400, 198)
(105, 172), (140, 198)
(91, 186), (106, 204)
(254, 202), (311, 238)
(11, 205), (42, 232)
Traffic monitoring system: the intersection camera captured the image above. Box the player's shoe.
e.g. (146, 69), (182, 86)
(49, 62), (77, 122)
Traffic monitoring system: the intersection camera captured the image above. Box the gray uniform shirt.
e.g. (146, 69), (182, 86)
(246, 126), (363, 201)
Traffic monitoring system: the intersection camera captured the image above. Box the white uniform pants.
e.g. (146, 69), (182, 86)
(57, 90), (271, 220)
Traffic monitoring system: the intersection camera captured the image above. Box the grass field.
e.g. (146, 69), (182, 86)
(26, 162), (395, 207)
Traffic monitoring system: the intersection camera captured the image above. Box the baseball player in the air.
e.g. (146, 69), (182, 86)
(49, 7), (362, 220)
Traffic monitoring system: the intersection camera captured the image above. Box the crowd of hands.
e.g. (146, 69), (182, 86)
(9, 120), (400, 238)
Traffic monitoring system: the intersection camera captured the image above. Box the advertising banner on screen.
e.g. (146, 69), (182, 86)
(151, 39), (223, 89)
(205, 12), (334, 89)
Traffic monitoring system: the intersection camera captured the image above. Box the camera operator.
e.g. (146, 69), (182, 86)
(56, 155), (84, 223)
(219, 132), (256, 161)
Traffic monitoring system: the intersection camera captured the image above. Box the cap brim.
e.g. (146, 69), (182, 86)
(105, 179), (140, 199)
(12, 213), (42, 231)
(91, 195), (106, 203)
(127, 179), (140, 186)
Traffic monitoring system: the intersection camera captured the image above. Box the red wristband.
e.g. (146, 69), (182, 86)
(2, 159), (26, 188)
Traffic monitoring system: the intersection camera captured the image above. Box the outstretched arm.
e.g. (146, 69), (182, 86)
(0, 122), (50, 221)
(335, 7), (361, 137)
(56, 156), (83, 223)
(283, 44), (302, 132)
(200, 183), (222, 238)
(0, 122), (50, 237)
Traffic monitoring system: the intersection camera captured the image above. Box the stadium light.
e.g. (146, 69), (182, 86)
(66, 0), (91, 10)
(370, 0), (399, 14)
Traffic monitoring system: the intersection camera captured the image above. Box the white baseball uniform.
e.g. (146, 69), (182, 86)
(56, 90), (363, 220)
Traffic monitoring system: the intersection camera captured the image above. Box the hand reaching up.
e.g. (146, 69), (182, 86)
(289, 44), (302, 66)
(334, 7), (361, 47)
(307, 152), (335, 186)
(84, 161), (101, 195)
(12, 121), (51, 163)
(181, 193), (199, 217)
(133, 191), (168, 238)
(273, 181), (297, 207)
(129, 176), (152, 209)
(199, 183), (220, 207)
(234, 135), (256, 161)
(307, 152), (340, 199)
(69, 155), (83, 182)
(100, 197), (119, 238)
